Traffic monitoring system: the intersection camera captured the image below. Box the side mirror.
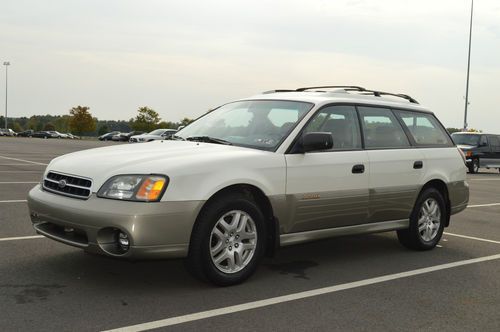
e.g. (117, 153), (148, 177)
(300, 132), (333, 153)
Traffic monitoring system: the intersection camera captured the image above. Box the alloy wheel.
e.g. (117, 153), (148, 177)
(209, 210), (257, 274)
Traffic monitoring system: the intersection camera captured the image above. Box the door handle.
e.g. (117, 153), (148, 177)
(352, 164), (365, 174)
(413, 161), (423, 169)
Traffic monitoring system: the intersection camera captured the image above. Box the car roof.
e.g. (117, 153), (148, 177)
(240, 89), (432, 114)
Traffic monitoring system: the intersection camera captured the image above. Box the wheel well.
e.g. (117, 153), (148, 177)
(420, 180), (451, 227)
(199, 184), (279, 256)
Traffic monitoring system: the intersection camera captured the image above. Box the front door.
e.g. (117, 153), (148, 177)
(285, 105), (369, 233)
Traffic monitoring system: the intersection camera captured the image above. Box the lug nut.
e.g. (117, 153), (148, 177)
(234, 243), (239, 248)
(225, 239), (229, 243)
(229, 246), (232, 250)
(236, 235), (240, 239)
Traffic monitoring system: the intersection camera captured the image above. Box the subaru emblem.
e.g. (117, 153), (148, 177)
(58, 179), (67, 189)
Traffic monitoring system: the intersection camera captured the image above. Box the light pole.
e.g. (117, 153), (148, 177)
(463, 0), (473, 130)
(3, 61), (10, 131)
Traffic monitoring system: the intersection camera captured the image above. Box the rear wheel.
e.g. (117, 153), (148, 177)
(397, 188), (446, 250)
(187, 193), (266, 286)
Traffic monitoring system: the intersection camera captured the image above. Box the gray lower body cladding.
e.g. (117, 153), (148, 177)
(28, 185), (204, 259)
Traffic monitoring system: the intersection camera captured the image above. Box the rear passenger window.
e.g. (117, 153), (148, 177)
(304, 105), (361, 150)
(398, 111), (451, 146)
(358, 107), (410, 148)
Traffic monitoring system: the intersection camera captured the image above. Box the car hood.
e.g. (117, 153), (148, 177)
(457, 144), (476, 150)
(46, 140), (272, 190)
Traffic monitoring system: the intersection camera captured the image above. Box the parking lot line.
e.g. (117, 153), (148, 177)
(0, 171), (43, 173)
(103, 253), (500, 332)
(0, 182), (39, 184)
(0, 164), (45, 166)
(444, 232), (500, 245)
(469, 179), (500, 181)
(0, 200), (28, 203)
(468, 203), (500, 208)
(0, 235), (44, 242)
(0, 155), (48, 166)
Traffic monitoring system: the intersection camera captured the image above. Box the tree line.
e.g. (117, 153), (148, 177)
(0, 106), (194, 136)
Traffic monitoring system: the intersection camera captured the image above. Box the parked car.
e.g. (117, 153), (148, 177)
(98, 131), (120, 141)
(17, 130), (34, 137)
(112, 131), (144, 142)
(129, 129), (177, 142)
(32, 131), (58, 139)
(451, 132), (500, 173)
(28, 86), (469, 286)
(47, 131), (69, 139)
(0, 128), (17, 136)
(65, 133), (80, 139)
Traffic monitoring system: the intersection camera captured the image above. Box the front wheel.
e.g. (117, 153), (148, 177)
(468, 158), (480, 173)
(397, 188), (446, 251)
(187, 193), (266, 286)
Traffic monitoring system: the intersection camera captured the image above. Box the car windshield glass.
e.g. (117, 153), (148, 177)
(451, 133), (480, 146)
(148, 129), (165, 135)
(175, 100), (313, 151)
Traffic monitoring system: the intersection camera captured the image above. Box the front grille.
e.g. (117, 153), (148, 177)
(43, 171), (92, 199)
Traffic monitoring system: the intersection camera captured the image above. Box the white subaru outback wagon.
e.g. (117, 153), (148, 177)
(28, 86), (469, 285)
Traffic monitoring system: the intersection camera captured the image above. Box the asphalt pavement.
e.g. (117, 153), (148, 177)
(1, 137), (499, 332)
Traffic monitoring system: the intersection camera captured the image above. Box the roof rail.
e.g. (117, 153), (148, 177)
(262, 89), (296, 94)
(296, 85), (365, 92)
(262, 85), (419, 104)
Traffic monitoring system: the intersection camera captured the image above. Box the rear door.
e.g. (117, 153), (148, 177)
(484, 135), (500, 167)
(358, 106), (426, 223)
(285, 105), (369, 233)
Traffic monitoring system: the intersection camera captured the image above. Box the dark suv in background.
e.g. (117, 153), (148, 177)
(452, 132), (500, 173)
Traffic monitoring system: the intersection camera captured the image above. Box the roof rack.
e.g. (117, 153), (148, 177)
(296, 85), (366, 92)
(262, 85), (419, 104)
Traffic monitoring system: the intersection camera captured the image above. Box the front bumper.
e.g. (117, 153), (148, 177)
(28, 185), (204, 259)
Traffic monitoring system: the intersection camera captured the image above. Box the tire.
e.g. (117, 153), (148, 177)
(468, 158), (479, 174)
(397, 187), (446, 251)
(187, 192), (267, 286)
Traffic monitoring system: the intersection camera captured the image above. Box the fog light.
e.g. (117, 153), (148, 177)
(118, 232), (130, 251)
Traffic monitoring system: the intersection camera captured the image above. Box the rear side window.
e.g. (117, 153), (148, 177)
(303, 105), (362, 150)
(358, 107), (410, 149)
(398, 111), (452, 146)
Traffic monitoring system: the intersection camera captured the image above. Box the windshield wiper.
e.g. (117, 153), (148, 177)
(186, 136), (232, 145)
(171, 135), (185, 141)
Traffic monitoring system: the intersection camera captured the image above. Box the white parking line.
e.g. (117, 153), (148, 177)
(0, 182), (39, 184)
(468, 203), (500, 208)
(0, 171), (43, 173)
(444, 232), (500, 245)
(0, 164), (46, 166)
(103, 253), (500, 332)
(0, 200), (27, 203)
(0, 235), (44, 242)
(0, 155), (48, 166)
(469, 179), (500, 181)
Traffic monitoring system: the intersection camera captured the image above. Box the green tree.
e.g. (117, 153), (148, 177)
(69, 106), (96, 135)
(179, 117), (194, 127)
(446, 128), (462, 134)
(98, 124), (109, 136)
(44, 123), (55, 131)
(130, 106), (161, 132)
(13, 122), (23, 132)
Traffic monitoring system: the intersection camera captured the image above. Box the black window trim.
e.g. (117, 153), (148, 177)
(285, 102), (455, 154)
(286, 103), (364, 154)
(393, 109), (455, 148)
(356, 105), (413, 150)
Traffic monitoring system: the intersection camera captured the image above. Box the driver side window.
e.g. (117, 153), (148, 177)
(304, 105), (362, 150)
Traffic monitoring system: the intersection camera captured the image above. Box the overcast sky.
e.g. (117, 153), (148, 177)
(1, 0), (499, 131)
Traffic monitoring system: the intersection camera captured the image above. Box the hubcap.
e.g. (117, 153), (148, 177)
(209, 210), (257, 274)
(418, 198), (441, 242)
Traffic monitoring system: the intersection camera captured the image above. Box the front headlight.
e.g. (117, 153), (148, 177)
(97, 174), (168, 202)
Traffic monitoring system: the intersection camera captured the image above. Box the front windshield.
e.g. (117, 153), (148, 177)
(149, 129), (166, 135)
(451, 133), (480, 146)
(176, 100), (313, 151)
